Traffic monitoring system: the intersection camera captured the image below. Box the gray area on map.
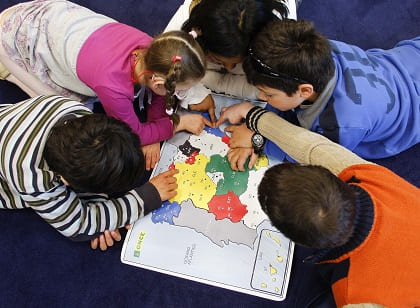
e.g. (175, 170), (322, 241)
(173, 199), (258, 249)
(166, 130), (190, 147)
(153, 143), (178, 175)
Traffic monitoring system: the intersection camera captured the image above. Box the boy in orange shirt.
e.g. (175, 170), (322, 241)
(218, 102), (420, 307)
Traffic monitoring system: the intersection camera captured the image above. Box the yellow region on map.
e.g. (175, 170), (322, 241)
(170, 153), (216, 210)
(254, 155), (269, 169)
(272, 236), (281, 245)
(269, 264), (277, 275)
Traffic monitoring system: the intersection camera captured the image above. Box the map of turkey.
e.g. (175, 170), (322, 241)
(151, 126), (271, 249)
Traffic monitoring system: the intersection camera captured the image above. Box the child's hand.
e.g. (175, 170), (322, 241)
(224, 123), (254, 148)
(142, 142), (161, 171)
(176, 113), (213, 135)
(188, 94), (216, 126)
(149, 169), (179, 201)
(216, 102), (254, 127)
(227, 147), (259, 171)
(90, 226), (126, 251)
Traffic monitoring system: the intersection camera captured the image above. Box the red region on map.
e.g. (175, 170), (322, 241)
(185, 151), (199, 165)
(221, 135), (230, 146)
(208, 190), (248, 222)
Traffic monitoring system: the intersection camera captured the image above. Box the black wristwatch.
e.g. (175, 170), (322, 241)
(251, 132), (266, 154)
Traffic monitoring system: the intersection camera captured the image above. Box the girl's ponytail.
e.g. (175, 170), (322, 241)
(164, 59), (182, 126)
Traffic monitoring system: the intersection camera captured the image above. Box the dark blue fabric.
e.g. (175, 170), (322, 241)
(0, 1), (418, 307)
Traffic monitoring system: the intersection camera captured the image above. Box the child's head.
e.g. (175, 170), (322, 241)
(44, 114), (145, 195)
(145, 30), (206, 124)
(243, 19), (335, 108)
(258, 163), (356, 249)
(182, 0), (289, 70)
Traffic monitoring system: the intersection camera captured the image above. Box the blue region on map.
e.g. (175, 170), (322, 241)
(204, 126), (225, 138)
(151, 201), (181, 224)
(202, 112), (225, 137)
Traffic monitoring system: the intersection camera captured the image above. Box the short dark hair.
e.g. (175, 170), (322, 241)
(243, 19), (335, 95)
(182, 0), (289, 58)
(44, 114), (145, 195)
(258, 163), (356, 249)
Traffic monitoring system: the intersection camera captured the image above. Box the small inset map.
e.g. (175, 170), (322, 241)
(121, 97), (294, 301)
(252, 230), (293, 296)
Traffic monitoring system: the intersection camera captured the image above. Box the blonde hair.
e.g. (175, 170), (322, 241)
(144, 30), (206, 125)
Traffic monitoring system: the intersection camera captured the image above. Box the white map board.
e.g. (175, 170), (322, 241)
(121, 95), (294, 301)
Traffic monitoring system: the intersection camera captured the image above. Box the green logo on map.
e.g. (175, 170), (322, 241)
(133, 231), (146, 257)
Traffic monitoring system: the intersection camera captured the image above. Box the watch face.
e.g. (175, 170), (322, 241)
(252, 133), (265, 148)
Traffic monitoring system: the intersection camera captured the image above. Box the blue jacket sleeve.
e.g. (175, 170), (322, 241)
(264, 140), (296, 163)
(262, 104), (298, 162)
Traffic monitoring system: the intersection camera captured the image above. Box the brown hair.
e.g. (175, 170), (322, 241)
(258, 163), (356, 249)
(145, 30), (206, 126)
(243, 19), (335, 95)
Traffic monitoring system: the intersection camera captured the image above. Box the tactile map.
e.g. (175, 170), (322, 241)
(121, 96), (294, 301)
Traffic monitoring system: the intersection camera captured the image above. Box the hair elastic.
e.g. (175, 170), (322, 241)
(166, 108), (174, 116)
(172, 55), (182, 62)
(189, 30), (198, 39)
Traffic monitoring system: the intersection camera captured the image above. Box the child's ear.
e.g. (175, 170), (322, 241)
(297, 84), (314, 99)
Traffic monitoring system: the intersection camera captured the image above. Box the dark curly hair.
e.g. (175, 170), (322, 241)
(44, 114), (145, 195)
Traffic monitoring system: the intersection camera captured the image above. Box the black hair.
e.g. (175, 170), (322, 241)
(243, 19), (335, 95)
(182, 0), (289, 58)
(44, 114), (145, 195)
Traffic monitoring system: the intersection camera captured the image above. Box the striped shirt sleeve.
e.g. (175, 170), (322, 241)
(0, 95), (160, 240)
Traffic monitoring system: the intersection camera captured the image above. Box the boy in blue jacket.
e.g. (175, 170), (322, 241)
(220, 19), (419, 167)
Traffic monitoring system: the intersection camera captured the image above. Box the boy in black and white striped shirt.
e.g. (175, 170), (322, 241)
(0, 95), (177, 248)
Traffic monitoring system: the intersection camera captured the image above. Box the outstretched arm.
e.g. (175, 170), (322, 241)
(23, 169), (178, 242)
(217, 103), (371, 174)
(248, 108), (372, 175)
(90, 169), (179, 250)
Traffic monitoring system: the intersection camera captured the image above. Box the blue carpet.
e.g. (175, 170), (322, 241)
(0, 0), (418, 307)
